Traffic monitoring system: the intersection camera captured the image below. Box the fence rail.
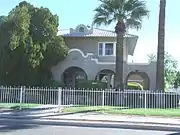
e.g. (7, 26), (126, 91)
(0, 86), (180, 116)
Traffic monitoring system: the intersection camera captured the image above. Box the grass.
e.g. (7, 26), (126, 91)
(0, 103), (40, 110)
(62, 106), (127, 113)
(104, 108), (180, 117)
(62, 106), (180, 117)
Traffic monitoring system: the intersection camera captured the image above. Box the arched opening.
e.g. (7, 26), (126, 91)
(79, 27), (85, 32)
(126, 71), (150, 90)
(62, 67), (87, 88)
(95, 69), (115, 88)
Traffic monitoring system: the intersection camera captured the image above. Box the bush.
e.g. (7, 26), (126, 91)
(126, 82), (143, 90)
(76, 80), (107, 89)
(47, 80), (65, 88)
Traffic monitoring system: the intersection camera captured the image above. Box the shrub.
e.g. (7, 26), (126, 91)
(126, 82), (143, 90)
(49, 80), (65, 88)
(76, 80), (107, 89)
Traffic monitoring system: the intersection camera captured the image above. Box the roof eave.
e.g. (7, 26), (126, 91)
(128, 36), (139, 56)
(61, 34), (137, 38)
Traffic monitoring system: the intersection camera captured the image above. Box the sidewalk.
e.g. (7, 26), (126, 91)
(44, 113), (180, 125)
(0, 107), (180, 126)
(0, 105), (59, 118)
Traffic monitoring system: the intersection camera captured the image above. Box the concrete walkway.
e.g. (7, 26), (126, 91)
(0, 105), (59, 118)
(45, 113), (180, 125)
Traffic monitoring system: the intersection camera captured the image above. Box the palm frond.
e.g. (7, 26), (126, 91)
(93, 0), (149, 31)
(124, 0), (149, 30)
(93, 0), (124, 27)
(126, 19), (142, 30)
(93, 2), (114, 26)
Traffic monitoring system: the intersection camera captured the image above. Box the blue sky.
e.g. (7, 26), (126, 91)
(0, 0), (180, 63)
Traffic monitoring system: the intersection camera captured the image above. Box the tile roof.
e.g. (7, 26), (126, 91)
(58, 28), (137, 38)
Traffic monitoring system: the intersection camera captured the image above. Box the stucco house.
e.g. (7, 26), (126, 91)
(51, 24), (157, 90)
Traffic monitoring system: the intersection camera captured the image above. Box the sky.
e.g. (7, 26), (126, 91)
(0, 0), (180, 63)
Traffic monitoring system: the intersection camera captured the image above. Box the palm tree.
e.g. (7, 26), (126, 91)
(93, 0), (149, 90)
(156, 0), (166, 91)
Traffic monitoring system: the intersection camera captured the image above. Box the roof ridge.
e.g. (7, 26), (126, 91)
(94, 28), (138, 37)
(94, 28), (115, 33)
(58, 29), (69, 31)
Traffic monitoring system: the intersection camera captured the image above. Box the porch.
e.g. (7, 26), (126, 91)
(61, 66), (150, 90)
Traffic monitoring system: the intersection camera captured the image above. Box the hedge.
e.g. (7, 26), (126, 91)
(51, 80), (143, 90)
(126, 82), (143, 90)
(76, 80), (107, 89)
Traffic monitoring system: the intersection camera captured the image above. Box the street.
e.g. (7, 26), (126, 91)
(0, 121), (178, 135)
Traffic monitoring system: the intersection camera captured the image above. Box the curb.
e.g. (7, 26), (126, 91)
(44, 117), (180, 127)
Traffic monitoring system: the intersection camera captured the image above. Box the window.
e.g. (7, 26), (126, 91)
(98, 42), (115, 56)
(79, 27), (84, 32)
(105, 43), (114, 55)
(98, 43), (103, 55)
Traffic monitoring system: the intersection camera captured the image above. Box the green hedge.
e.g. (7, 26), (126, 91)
(76, 80), (107, 89)
(50, 80), (143, 90)
(126, 82), (143, 90)
(77, 81), (143, 90)
(49, 80), (65, 88)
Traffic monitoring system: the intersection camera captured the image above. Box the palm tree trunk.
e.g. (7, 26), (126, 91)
(114, 21), (125, 91)
(0, 44), (5, 83)
(156, 0), (166, 91)
(115, 33), (124, 90)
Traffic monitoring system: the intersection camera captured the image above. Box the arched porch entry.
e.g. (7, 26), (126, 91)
(62, 67), (87, 88)
(95, 69), (115, 88)
(125, 71), (150, 90)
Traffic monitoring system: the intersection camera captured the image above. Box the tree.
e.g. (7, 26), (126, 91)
(174, 71), (180, 88)
(93, 0), (149, 90)
(147, 54), (156, 62)
(0, 16), (7, 26)
(148, 52), (178, 89)
(156, 0), (166, 91)
(0, 1), (68, 86)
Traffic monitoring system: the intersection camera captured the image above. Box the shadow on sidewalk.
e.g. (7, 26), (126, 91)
(0, 107), (58, 133)
(167, 133), (180, 135)
(0, 108), (103, 120)
(0, 113), (40, 133)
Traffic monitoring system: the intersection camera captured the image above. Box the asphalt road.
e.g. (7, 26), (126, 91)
(0, 124), (178, 135)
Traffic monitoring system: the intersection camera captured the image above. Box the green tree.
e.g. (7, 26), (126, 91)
(156, 0), (166, 91)
(174, 71), (180, 88)
(0, 1), (68, 86)
(148, 52), (178, 89)
(0, 16), (7, 26)
(93, 0), (149, 90)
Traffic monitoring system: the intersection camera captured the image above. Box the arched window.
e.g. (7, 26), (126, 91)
(79, 27), (85, 32)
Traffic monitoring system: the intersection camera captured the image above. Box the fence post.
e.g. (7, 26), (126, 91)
(144, 91), (147, 115)
(58, 87), (62, 113)
(102, 90), (105, 107)
(19, 86), (23, 110)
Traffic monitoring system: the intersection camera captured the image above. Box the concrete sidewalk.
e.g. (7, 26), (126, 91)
(0, 107), (180, 126)
(0, 105), (60, 118)
(44, 113), (180, 125)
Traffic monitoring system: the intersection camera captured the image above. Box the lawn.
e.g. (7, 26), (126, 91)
(62, 106), (180, 117)
(0, 103), (40, 110)
(62, 106), (127, 113)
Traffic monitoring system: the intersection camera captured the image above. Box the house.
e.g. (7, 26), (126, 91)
(51, 24), (157, 90)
